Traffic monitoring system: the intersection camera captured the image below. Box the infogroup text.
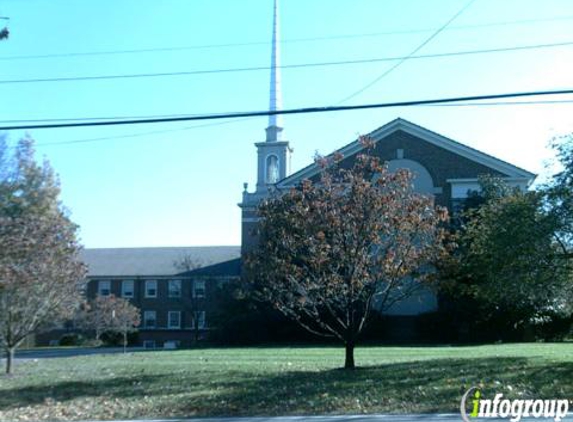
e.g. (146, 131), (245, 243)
(460, 387), (570, 422)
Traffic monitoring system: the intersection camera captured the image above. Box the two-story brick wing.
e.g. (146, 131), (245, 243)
(81, 246), (240, 348)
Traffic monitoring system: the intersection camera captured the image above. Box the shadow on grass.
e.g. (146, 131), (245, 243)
(176, 357), (573, 416)
(1, 357), (573, 416)
(0, 373), (169, 410)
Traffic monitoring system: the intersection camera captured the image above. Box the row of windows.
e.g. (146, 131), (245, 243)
(142, 310), (206, 330)
(143, 340), (180, 349)
(97, 279), (205, 299)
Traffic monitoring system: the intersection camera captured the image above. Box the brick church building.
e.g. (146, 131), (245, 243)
(44, 0), (535, 348)
(70, 115), (533, 348)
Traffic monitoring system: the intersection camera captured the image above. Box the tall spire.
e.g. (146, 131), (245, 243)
(266, 0), (283, 143)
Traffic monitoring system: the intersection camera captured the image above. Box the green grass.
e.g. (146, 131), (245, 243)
(1, 344), (573, 421)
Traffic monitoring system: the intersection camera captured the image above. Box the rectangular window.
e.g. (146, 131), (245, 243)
(122, 280), (134, 298)
(196, 311), (206, 329)
(163, 341), (179, 349)
(168, 311), (181, 329)
(193, 280), (206, 298)
(145, 280), (157, 298)
(143, 340), (156, 349)
(168, 280), (181, 298)
(143, 311), (156, 329)
(98, 280), (111, 296)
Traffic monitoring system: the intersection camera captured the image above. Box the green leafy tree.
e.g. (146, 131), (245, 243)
(544, 134), (573, 258)
(0, 137), (86, 374)
(440, 177), (572, 339)
(247, 138), (448, 368)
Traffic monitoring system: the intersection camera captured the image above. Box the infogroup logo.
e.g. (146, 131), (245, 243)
(460, 387), (570, 422)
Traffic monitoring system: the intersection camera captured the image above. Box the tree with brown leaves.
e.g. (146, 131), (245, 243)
(247, 138), (448, 369)
(79, 295), (140, 353)
(0, 137), (86, 374)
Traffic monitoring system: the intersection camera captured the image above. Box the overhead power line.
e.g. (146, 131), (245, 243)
(2, 14), (573, 61)
(431, 99), (573, 107)
(336, 0), (476, 104)
(1, 40), (572, 85)
(0, 113), (207, 124)
(2, 89), (572, 131)
(37, 117), (258, 147)
(31, 99), (573, 148)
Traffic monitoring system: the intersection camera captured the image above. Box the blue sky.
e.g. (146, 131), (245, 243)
(1, 0), (572, 248)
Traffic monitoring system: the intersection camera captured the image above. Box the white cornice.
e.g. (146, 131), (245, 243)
(446, 177), (532, 183)
(277, 118), (536, 188)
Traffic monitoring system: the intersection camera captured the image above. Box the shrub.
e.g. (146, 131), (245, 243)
(59, 333), (84, 346)
(99, 330), (138, 347)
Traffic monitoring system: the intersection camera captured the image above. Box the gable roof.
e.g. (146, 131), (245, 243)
(277, 118), (536, 188)
(81, 246), (241, 277)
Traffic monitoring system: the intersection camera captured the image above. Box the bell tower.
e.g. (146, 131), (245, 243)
(240, 0), (292, 254)
(254, 0), (291, 193)
(243, 0), (292, 196)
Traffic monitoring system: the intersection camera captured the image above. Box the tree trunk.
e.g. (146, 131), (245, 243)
(344, 341), (355, 369)
(5, 347), (15, 374)
(194, 313), (199, 345)
(123, 332), (127, 354)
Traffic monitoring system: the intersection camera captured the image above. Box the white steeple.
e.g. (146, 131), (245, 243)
(239, 0), (292, 255)
(266, 0), (283, 143)
(244, 0), (291, 195)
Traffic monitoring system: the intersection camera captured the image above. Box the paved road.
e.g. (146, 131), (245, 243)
(82, 415), (571, 422)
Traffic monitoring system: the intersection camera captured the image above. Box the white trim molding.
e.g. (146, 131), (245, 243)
(277, 118), (536, 188)
(447, 177), (532, 199)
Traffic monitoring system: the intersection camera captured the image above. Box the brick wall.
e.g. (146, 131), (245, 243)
(241, 129), (508, 253)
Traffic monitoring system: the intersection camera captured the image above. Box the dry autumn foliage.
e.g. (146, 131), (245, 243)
(0, 137), (86, 374)
(78, 295), (141, 351)
(247, 137), (448, 368)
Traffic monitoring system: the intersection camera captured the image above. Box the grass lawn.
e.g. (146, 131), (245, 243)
(1, 344), (572, 421)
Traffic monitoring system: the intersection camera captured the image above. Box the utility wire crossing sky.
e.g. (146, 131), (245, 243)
(1, 89), (572, 131)
(0, 40), (571, 86)
(0, 0), (572, 248)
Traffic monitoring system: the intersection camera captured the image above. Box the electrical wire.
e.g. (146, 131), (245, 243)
(37, 117), (257, 147)
(430, 99), (573, 107)
(30, 99), (573, 148)
(1, 14), (573, 61)
(336, 0), (476, 105)
(1, 89), (572, 131)
(0, 113), (207, 124)
(1, 40), (572, 85)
